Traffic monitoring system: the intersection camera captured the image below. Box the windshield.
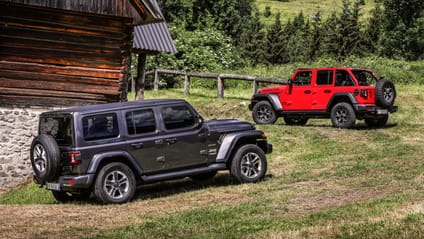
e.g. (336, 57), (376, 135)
(39, 116), (73, 146)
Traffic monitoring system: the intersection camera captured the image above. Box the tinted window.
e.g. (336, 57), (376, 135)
(293, 71), (312, 85)
(162, 105), (196, 130)
(39, 116), (73, 146)
(316, 70), (333, 85)
(83, 113), (119, 141)
(335, 70), (355, 86)
(126, 109), (156, 135)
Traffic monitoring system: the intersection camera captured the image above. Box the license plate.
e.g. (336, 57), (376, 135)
(46, 182), (61, 191)
(377, 109), (388, 114)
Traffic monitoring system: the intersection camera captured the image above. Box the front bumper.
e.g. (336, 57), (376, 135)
(35, 174), (95, 192)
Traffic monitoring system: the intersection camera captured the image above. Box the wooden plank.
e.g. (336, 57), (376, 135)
(1, 46), (122, 64)
(0, 78), (120, 95)
(0, 3), (131, 32)
(0, 17), (126, 39)
(0, 26), (125, 49)
(0, 61), (121, 79)
(0, 88), (112, 101)
(0, 36), (121, 56)
(0, 55), (121, 70)
(0, 95), (108, 107)
(0, 69), (120, 86)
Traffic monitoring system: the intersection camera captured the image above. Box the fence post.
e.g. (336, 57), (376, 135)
(184, 74), (190, 96)
(217, 75), (224, 99)
(154, 70), (159, 91)
(253, 78), (259, 94)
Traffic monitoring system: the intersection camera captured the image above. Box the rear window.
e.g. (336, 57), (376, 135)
(39, 116), (73, 146)
(82, 113), (119, 141)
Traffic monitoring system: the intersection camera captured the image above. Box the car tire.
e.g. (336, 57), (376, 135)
(252, 101), (277, 124)
(365, 115), (389, 127)
(284, 117), (308, 126)
(330, 102), (356, 128)
(231, 145), (267, 183)
(94, 162), (136, 204)
(30, 134), (61, 183)
(375, 79), (396, 107)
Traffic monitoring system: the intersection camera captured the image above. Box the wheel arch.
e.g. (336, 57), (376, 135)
(326, 93), (358, 112)
(251, 94), (283, 112)
(216, 131), (268, 168)
(87, 151), (143, 180)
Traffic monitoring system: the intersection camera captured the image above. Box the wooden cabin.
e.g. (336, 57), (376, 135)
(0, 0), (163, 106)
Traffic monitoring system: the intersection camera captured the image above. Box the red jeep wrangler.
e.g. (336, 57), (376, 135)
(249, 68), (397, 128)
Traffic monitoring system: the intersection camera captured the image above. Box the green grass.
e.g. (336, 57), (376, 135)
(1, 78), (424, 238)
(256, 0), (377, 26)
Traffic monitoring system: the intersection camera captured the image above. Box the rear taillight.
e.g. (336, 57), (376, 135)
(68, 151), (81, 165)
(360, 89), (368, 98)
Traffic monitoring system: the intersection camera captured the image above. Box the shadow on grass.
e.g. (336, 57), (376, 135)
(134, 172), (273, 201)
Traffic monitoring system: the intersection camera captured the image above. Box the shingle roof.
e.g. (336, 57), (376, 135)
(133, 22), (177, 53)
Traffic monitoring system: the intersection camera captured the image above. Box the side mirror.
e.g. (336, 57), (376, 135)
(196, 116), (204, 128)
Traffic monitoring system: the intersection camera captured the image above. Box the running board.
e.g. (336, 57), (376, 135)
(140, 163), (227, 183)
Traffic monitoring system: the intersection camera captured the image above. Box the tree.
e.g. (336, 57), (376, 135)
(364, 3), (384, 54)
(238, 9), (266, 66)
(264, 13), (288, 64)
(380, 0), (424, 60)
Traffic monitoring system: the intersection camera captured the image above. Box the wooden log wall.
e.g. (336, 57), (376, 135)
(0, 3), (133, 106)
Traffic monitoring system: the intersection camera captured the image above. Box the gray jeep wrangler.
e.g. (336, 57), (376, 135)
(31, 99), (272, 204)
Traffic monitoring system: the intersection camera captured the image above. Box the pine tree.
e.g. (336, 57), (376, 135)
(238, 9), (266, 66)
(308, 11), (322, 60)
(264, 13), (289, 64)
(364, 3), (384, 54)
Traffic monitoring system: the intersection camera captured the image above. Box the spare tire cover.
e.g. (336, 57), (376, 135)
(375, 79), (396, 107)
(30, 134), (61, 182)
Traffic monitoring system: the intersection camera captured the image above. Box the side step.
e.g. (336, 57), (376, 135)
(141, 163), (227, 183)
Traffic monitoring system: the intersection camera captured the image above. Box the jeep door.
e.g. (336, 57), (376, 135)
(158, 104), (208, 170)
(281, 70), (313, 110)
(125, 109), (168, 174)
(312, 69), (334, 110)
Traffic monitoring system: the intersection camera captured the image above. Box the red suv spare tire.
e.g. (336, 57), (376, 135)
(375, 79), (396, 107)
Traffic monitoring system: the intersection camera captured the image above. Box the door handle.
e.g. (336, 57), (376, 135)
(324, 89), (331, 94)
(131, 142), (143, 149)
(166, 138), (177, 144)
(304, 90), (311, 94)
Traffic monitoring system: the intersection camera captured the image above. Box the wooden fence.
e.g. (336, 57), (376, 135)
(138, 69), (288, 99)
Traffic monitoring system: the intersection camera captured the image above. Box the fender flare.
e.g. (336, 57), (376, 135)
(326, 93), (359, 112)
(251, 94), (283, 112)
(216, 130), (265, 163)
(86, 150), (143, 175)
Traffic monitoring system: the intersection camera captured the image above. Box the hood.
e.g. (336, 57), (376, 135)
(204, 119), (255, 133)
(259, 85), (287, 94)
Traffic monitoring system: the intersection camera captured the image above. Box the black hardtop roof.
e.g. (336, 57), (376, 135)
(41, 99), (188, 115)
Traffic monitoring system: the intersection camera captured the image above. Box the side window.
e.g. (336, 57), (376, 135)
(293, 71), (312, 86)
(352, 70), (376, 86)
(335, 70), (355, 86)
(316, 70), (333, 85)
(83, 113), (119, 141)
(126, 109), (156, 135)
(161, 105), (196, 130)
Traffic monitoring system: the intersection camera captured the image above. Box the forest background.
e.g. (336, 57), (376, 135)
(136, 0), (424, 89)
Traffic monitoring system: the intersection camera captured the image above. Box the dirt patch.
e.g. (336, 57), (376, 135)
(0, 180), (249, 239)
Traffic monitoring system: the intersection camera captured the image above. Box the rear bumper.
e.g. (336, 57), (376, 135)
(35, 174), (95, 192)
(356, 105), (398, 116)
(266, 143), (273, 154)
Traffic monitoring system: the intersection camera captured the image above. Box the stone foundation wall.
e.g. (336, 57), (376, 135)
(0, 106), (49, 190)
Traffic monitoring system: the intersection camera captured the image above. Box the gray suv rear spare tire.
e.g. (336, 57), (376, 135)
(30, 134), (61, 183)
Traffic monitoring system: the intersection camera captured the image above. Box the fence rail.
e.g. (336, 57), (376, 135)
(143, 69), (288, 98)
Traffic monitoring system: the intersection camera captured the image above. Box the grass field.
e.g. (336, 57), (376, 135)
(0, 83), (423, 238)
(256, 0), (377, 25)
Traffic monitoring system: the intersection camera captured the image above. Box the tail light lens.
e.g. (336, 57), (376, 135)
(68, 151), (81, 165)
